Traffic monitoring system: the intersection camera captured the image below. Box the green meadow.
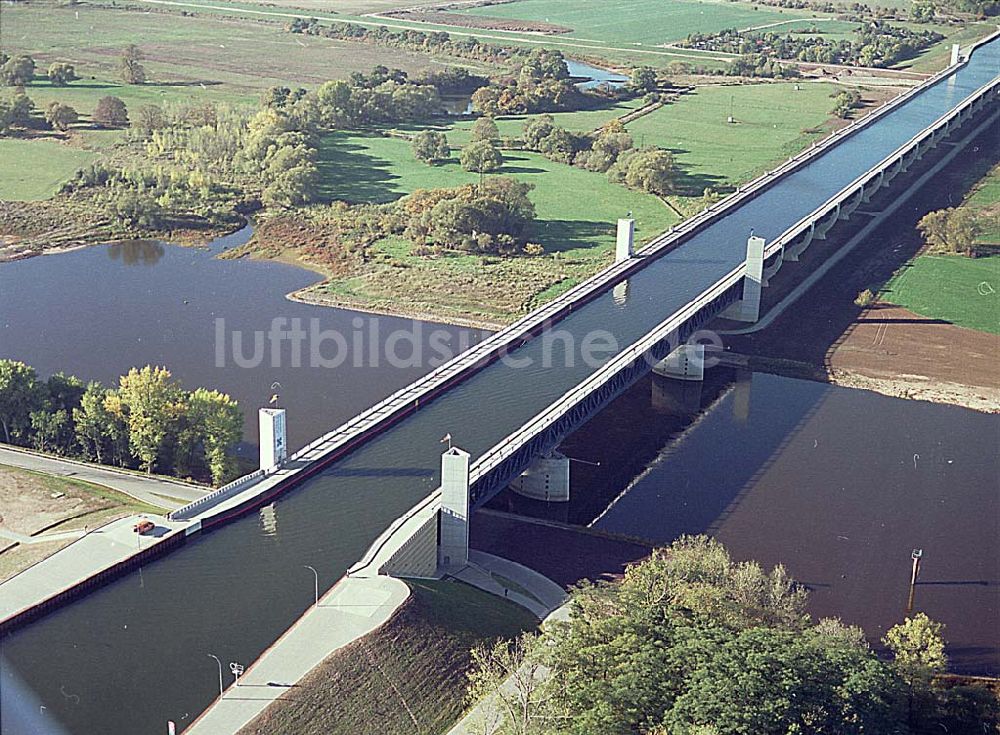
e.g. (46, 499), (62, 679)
(883, 255), (1000, 334)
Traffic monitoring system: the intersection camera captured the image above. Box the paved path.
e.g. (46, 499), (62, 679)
(184, 574), (409, 735)
(451, 550), (568, 619)
(0, 514), (192, 623)
(0, 445), (208, 509)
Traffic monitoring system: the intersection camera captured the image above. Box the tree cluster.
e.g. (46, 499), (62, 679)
(468, 535), (1000, 735)
(522, 116), (679, 196)
(400, 176), (538, 254)
(686, 22), (944, 69)
(471, 49), (579, 116)
(918, 207), (981, 255)
(0, 54), (35, 87)
(0, 361), (243, 485)
(831, 88), (863, 118)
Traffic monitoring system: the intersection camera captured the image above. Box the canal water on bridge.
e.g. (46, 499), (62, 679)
(1, 37), (997, 735)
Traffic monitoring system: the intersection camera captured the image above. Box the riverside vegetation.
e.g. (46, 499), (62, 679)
(0, 360), (243, 486)
(466, 536), (1000, 735)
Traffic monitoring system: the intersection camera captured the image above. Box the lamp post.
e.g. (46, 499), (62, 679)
(207, 654), (223, 698)
(304, 565), (319, 606)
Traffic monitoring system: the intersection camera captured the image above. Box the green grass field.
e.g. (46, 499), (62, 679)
(458, 0), (818, 45)
(317, 131), (676, 256)
(0, 139), (99, 201)
(239, 579), (537, 735)
(883, 255), (1000, 334)
(963, 163), (1000, 244)
(625, 81), (837, 192)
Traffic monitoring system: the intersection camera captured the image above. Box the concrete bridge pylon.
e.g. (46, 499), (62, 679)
(721, 234), (766, 323)
(438, 446), (471, 569)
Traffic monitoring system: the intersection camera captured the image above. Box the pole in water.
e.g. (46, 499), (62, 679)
(907, 548), (923, 613)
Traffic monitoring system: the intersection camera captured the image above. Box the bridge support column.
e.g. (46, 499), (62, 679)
(839, 189), (863, 221)
(438, 447), (471, 569)
(511, 451), (570, 502)
(616, 218), (635, 263)
(259, 408), (287, 471)
(783, 223), (814, 262)
(653, 343), (706, 381)
(722, 234), (765, 323)
(762, 249), (783, 286)
(863, 171), (884, 201)
(814, 203), (840, 240)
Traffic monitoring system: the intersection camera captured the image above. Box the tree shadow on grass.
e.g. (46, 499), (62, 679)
(529, 218), (613, 254)
(660, 144), (732, 196)
(314, 133), (405, 205)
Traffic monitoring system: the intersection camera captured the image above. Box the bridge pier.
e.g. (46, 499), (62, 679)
(721, 234), (765, 322)
(438, 447), (471, 569)
(839, 188), (864, 221)
(762, 248), (783, 286)
(783, 223), (814, 262)
(616, 218), (635, 263)
(862, 171), (884, 201)
(653, 342), (706, 381)
(813, 203), (840, 240)
(510, 451), (571, 502)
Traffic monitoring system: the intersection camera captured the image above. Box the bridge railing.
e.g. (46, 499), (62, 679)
(764, 72), (1000, 260)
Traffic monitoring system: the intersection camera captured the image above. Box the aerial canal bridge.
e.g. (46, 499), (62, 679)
(1, 34), (997, 735)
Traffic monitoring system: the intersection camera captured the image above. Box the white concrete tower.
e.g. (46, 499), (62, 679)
(723, 234), (766, 323)
(259, 407), (287, 471)
(438, 446), (471, 569)
(950, 43), (961, 66)
(616, 218), (635, 263)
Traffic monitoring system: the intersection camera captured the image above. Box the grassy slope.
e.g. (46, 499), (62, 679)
(239, 579), (537, 735)
(883, 255), (1000, 334)
(626, 81), (838, 193)
(458, 0), (818, 45)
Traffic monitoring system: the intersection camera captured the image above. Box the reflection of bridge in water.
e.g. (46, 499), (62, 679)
(2, 36), (998, 735)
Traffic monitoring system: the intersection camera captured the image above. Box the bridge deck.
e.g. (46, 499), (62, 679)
(2, 39), (997, 735)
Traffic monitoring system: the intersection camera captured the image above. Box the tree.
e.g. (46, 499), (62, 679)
(132, 104), (167, 134)
(74, 382), (117, 464)
(115, 366), (183, 474)
(0, 360), (45, 444)
(1, 55), (35, 87)
(93, 96), (129, 128)
(470, 115), (500, 143)
(917, 207), (979, 255)
(45, 101), (78, 131)
(884, 613), (948, 685)
(186, 388), (243, 485)
(412, 129), (450, 165)
(522, 114), (555, 149)
(461, 139), (503, 175)
(0, 92), (34, 134)
(47, 62), (78, 86)
(630, 66), (658, 92)
(120, 45), (147, 85)
(466, 634), (555, 735)
(30, 409), (69, 454)
(612, 147), (678, 197)
(665, 627), (907, 734)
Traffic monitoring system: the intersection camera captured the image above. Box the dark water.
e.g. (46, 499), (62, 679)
(549, 370), (999, 674)
(0, 227), (486, 452)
